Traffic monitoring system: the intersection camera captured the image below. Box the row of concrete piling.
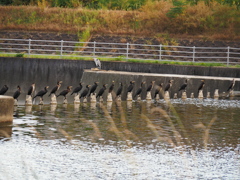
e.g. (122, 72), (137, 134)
(14, 69), (237, 106)
(0, 88), (234, 123)
(21, 88), (234, 106)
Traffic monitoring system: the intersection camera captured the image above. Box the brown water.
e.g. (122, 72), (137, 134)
(0, 99), (239, 179)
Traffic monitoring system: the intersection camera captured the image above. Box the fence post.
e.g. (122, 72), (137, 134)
(126, 43), (129, 60)
(93, 41), (96, 58)
(159, 44), (162, 61)
(227, 46), (230, 66)
(28, 39), (31, 57)
(60, 40), (63, 58)
(192, 46), (195, 62)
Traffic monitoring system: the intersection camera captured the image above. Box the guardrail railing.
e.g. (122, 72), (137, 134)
(0, 38), (239, 65)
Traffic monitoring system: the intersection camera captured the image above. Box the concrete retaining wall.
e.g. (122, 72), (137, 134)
(103, 61), (240, 77)
(0, 57), (94, 95)
(0, 57), (239, 98)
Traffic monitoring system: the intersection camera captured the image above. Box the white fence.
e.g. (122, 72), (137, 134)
(0, 38), (240, 65)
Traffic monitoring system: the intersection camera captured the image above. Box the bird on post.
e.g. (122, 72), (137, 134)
(108, 81), (115, 93)
(0, 85), (8, 95)
(13, 85), (21, 100)
(164, 80), (174, 92)
(49, 81), (63, 97)
(154, 83), (163, 98)
(178, 79), (188, 92)
(127, 81), (135, 93)
(33, 86), (49, 101)
(57, 86), (72, 100)
(94, 58), (101, 69)
(115, 82), (123, 99)
(146, 81), (155, 92)
(88, 81), (99, 97)
(197, 80), (205, 93)
(134, 81), (145, 99)
(71, 82), (83, 95)
(227, 79), (235, 92)
(96, 84), (108, 99)
(27, 83), (35, 97)
(80, 85), (91, 100)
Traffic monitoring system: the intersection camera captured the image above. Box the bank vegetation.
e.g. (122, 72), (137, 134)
(1, 0), (240, 41)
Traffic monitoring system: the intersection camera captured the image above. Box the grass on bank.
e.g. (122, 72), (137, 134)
(1, 1), (240, 40)
(1, 53), (239, 68)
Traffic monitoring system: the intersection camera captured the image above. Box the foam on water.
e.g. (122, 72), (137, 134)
(169, 98), (240, 109)
(0, 137), (239, 180)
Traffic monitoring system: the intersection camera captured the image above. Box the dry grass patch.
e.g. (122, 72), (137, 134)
(1, 2), (240, 40)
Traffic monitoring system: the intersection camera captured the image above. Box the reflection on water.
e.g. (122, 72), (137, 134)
(0, 122), (12, 140)
(0, 98), (240, 179)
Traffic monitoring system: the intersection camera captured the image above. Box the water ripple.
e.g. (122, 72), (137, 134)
(0, 138), (239, 180)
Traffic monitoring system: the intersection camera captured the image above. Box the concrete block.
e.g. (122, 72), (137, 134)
(25, 95), (33, 106)
(50, 94), (57, 105)
(74, 94), (80, 104)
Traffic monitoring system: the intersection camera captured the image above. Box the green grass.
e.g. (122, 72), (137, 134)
(125, 58), (228, 67)
(0, 53), (238, 68)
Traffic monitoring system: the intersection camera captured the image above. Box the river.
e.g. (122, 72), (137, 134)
(0, 98), (239, 179)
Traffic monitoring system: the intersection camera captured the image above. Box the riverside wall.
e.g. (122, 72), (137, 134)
(0, 57), (239, 99)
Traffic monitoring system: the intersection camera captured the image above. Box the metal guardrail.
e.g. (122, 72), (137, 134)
(0, 38), (240, 65)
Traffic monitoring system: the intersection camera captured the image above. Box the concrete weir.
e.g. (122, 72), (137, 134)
(81, 70), (240, 101)
(0, 57), (240, 103)
(0, 96), (14, 123)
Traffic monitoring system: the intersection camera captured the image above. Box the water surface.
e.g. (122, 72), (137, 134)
(0, 98), (239, 179)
